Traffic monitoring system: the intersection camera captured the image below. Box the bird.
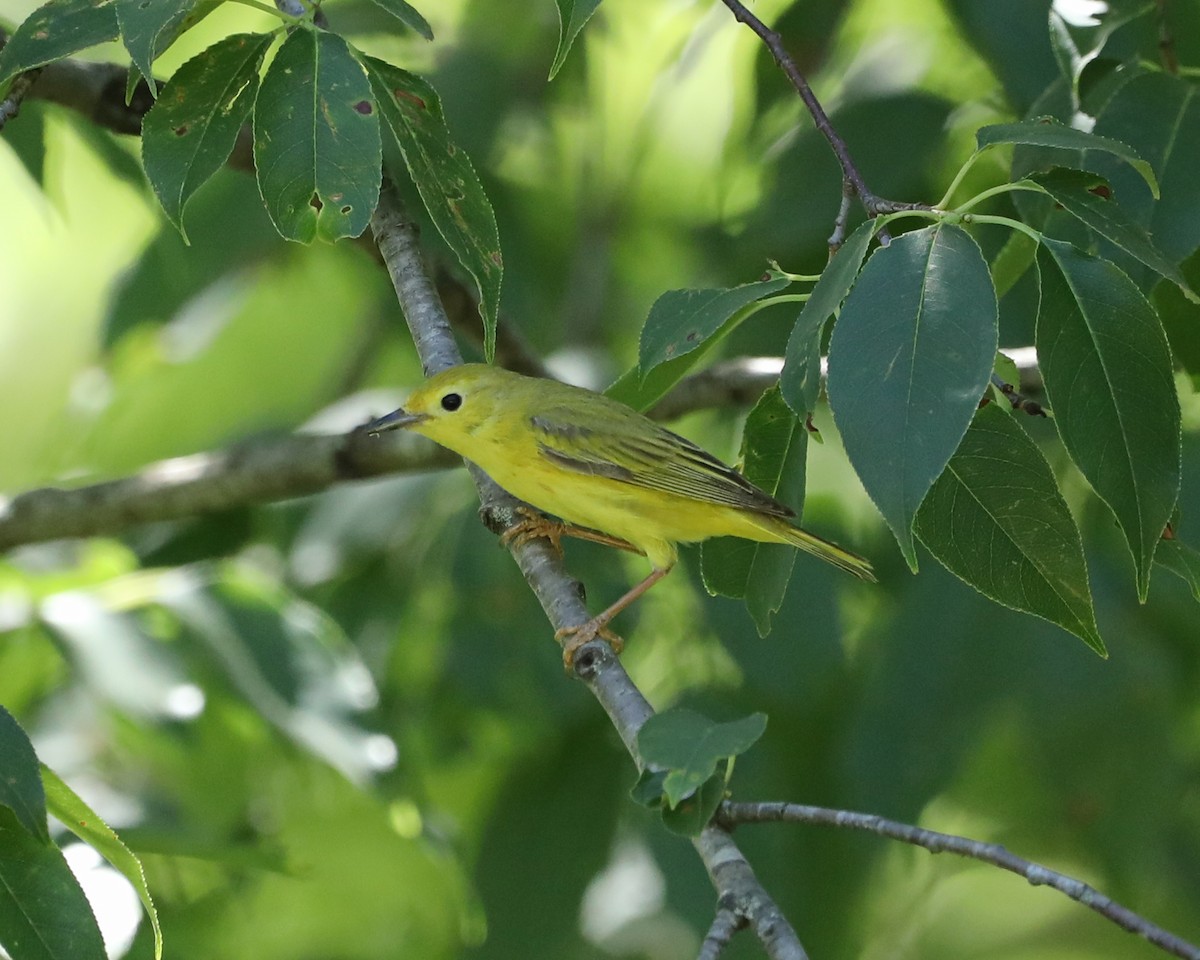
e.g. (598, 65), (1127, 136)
(367, 364), (874, 666)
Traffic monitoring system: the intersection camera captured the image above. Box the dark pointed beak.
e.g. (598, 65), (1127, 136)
(364, 407), (429, 435)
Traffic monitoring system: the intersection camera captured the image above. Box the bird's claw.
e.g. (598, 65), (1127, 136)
(500, 507), (565, 553)
(555, 620), (624, 671)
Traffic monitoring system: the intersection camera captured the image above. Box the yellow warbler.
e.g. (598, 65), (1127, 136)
(368, 364), (874, 663)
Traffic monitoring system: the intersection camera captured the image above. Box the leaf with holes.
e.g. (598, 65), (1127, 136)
(915, 403), (1103, 654)
(367, 0), (432, 39)
(364, 57), (502, 361)
(702, 386), (807, 635)
(827, 223), (998, 569)
(781, 219), (876, 416)
(0, 0), (118, 85)
(636, 708), (766, 809)
(1036, 239), (1181, 600)
(143, 33), (273, 234)
(253, 30), (381, 243)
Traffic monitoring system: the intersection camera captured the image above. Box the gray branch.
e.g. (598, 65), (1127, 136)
(721, 801), (1200, 960)
(697, 907), (744, 960)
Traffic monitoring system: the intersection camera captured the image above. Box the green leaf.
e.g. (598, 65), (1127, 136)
(990, 229), (1038, 299)
(639, 273), (791, 377)
(366, 0), (433, 39)
(0, 808), (106, 960)
(660, 771), (726, 837)
(143, 33), (273, 235)
(364, 57), (502, 362)
(780, 219), (877, 416)
(1036, 239), (1181, 599)
(1094, 71), (1200, 263)
(115, 0), (193, 96)
(0, 0), (118, 85)
(549, 0), (602, 79)
(1155, 537), (1200, 602)
(636, 709), (766, 809)
(629, 768), (667, 809)
(1026, 169), (1197, 302)
(827, 223), (998, 569)
(253, 30), (382, 243)
(42, 766), (163, 960)
(915, 404), (1103, 655)
(0, 706), (48, 843)
(701, 386), (806, 635)
(977, 118), (1158, 196)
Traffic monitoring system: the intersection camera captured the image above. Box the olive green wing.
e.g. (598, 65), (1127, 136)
(529, 404), (793, 518)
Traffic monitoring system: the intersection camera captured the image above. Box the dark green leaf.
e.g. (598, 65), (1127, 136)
(253, 30), (382, 243)
(660, 771), (726, 837)
(629, 768), (667, 809)
(636, 709), (766, 808)
(0, 808), (106, 960)
(364, 57), (502, 361)
(366, 0), (433, 39)
(0, 0), (118, 85)
(701, 386), (806, 635)
(990, 229), (1039, 299)
(639, 273), (791, 377)
(1155, 537), (1200, 602)
(143, 33), (272, 234)
(42, 766), (163, 960)
(549, 0), (602, 79)
(0, 706), (48, 843)
(915, 403), (1103, 654)
(1094, 71), (1200, 263)
(1036, 239), (1181, 599)
(115, 0), (193, 96)
(827, 223), (998, 569)
(1027, 169), (1197, 301)
(780, 219), (876, 415)
(977, 118), (1157, 195)
(1153, 248), (1200, 385)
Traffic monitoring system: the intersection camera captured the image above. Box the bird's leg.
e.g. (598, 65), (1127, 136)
(500, 506), (643, 556)
(556, 566), (673, 669)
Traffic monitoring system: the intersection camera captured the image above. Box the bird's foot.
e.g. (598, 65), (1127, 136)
(555, 619), (624, 671)
(500, 507), (566, 553)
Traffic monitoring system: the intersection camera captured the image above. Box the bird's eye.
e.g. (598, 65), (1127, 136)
(440, 393), (463, 412)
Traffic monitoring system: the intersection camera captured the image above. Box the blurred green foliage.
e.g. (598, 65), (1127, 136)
(1, 0), (1199, 958)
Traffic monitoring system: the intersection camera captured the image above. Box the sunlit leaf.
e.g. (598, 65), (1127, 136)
(253, 30), (382, 243)
(828, 223), (998, 569)
(915, 403), (1103, 654)
(549, 0), (602, 79)
(1036, 239), (1181, 599)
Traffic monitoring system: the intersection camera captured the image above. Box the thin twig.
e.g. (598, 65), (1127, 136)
(0, 66), (43, 131)
(1156, 0), (1179, 75)
(698, 907), (745, 960)
(367, 181), (809, 960)
(720, 801), (1200, 960)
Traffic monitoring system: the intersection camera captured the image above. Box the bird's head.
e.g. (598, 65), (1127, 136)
(365, 363), (514, 451)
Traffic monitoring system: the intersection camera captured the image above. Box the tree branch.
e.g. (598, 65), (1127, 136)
(698, 906), (745, 960)
(366, 180), (809, 959)
(720, 801), (1200, 960)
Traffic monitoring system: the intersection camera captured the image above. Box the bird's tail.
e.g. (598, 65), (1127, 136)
(768, 518), (876, 582)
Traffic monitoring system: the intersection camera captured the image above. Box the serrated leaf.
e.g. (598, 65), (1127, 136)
(366, 0), (432, 39)
(143, 32), (272, 234)
(827, 223), (998, 569)
(915, 404), (1103, 654)
(42, 766), (162, 960)
(660, 771), (726, 837)
(1036, 239), (1181, 599)
(253, 30), (381, 243)
(364, 57), (502, 361)
(0, 0), (118, 85)
(1155, 537), (1200, 602)
(115, 0), (193, 97)
(636, 709), (766, 809)
(639, 274), (791, 377)
(0, 706), (48, 843)
(1027, 169), (1197, 302)
(1094, 71), (1200, 264)
(701, 386), (806, 634)
(549, 0), (602, 79)
(0, 808), (106, 960)
(780, 219), (877, 416)
(977, 118), (1158, 196)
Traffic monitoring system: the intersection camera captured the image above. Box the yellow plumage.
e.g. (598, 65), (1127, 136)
(368, 364), (874, 661)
